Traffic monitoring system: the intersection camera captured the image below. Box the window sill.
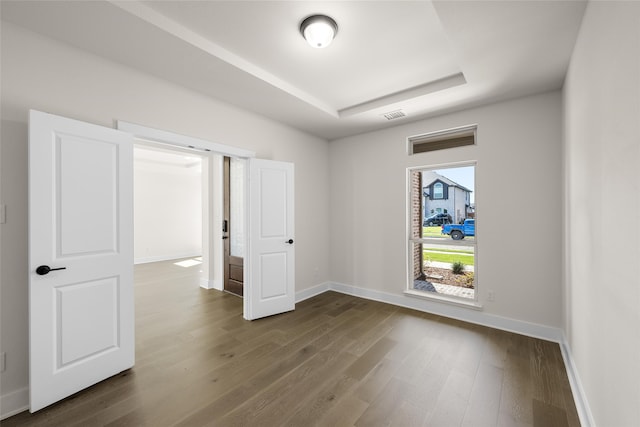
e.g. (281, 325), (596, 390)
(404, 289), (483, 310)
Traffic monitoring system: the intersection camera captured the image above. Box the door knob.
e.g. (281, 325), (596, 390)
(286, 239), (294, 244)
(36, 265), (66, 275)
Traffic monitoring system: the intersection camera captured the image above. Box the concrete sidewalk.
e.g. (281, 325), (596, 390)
(414, 279), (475, 299)
(427, 260), (474, 272)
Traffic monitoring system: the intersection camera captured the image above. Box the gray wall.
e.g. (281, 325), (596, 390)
(0, 120), (29, 414)
(563, 2), (640, 425)
(329, 91), (563, 327)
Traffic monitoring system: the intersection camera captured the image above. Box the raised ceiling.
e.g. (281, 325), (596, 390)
(134, 145), (202, 170)
(1, 0), (587, 140)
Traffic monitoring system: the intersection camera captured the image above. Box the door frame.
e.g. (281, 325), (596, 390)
(117, 121), (255, 293)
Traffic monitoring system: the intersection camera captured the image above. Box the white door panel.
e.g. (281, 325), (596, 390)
(245, 159), (295, 320)
(29, 110), (134, 412)
(58, 278), (119, 366)
(57, 134), (119, 255)
(260, 252), (289, 299)
(259, 168), (287, 237)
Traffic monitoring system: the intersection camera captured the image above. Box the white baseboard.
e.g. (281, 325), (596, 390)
(327, 281), (563, 342)
(0, 386), (28, 420)
(199, 278), (222, 291)
(295, 282), (331, 303)
(134, 253), (202, 265)
(559, 333), (595, 427)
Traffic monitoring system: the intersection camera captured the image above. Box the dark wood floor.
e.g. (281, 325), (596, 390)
(4, 258), (580, 426)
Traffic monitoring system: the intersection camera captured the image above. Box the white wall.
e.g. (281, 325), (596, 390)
(0, 120), (29, 416)
(134, 154), (202, 263)
(563, 2), (640, 425)
(330, 91), (563, 328)
(0, 22), (330, 416)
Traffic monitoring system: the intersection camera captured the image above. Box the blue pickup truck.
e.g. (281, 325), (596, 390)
(442, 219), (475, 240)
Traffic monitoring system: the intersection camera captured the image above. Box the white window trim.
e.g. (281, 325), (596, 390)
(404, 289), (483, 310)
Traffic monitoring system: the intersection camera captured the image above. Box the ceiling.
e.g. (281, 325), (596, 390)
(1, 0), (587, 140)
(134, 145), (202, 170)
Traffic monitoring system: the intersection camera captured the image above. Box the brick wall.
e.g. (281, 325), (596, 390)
(411, 170), (423, 279)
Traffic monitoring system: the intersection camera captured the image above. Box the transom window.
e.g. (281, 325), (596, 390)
(408, 124), (476, 155)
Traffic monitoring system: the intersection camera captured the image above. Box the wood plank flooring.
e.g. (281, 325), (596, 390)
(4, 258), (580, 426)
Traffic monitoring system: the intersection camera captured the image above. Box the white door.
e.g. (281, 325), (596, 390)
(244, 158), (295, 320)
(28, 110), (134, 412)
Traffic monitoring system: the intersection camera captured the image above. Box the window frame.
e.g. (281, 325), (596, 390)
(406, 161), (481, 309)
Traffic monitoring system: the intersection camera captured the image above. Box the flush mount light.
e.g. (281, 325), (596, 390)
(300, 15), (338, 48)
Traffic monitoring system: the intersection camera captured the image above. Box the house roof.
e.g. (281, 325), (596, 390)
(422, 170), (472, 193)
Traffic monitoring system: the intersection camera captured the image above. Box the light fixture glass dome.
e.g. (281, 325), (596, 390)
(300, 15), (338, 49)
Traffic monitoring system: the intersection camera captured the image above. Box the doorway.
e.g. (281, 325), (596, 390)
(133, 144), (204, 266)
(28, 112), (296, 412)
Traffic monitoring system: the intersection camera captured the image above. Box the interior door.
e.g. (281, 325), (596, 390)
(223, 156), (244, 297)
(28, 110), (134, 412)
(244, 158), (295, 320)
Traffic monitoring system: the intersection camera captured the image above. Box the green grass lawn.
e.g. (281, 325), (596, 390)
(423, 249), (474, 265)
(422, 226), (444, 237)
(425, 247), (473, 255)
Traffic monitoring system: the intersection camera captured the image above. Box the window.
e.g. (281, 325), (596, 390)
(229, 157), (245, 257)
(433, 182), (444, 199)
(409, 124), (476, 155)
(408, 163), (477, 303)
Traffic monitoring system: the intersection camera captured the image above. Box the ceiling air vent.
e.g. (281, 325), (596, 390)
(382, 110), (406, 121)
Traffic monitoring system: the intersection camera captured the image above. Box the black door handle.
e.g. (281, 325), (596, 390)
(286, 239), (294, 244)
(36, 265), (66, 275)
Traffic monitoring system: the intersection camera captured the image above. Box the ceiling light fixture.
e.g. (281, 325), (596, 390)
(300, 15), (338, 48)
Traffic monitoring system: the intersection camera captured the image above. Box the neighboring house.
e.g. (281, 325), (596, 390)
(422, 171), (473, 224)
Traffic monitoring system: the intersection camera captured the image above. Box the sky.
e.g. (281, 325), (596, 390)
(434, 165), (475, 203)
